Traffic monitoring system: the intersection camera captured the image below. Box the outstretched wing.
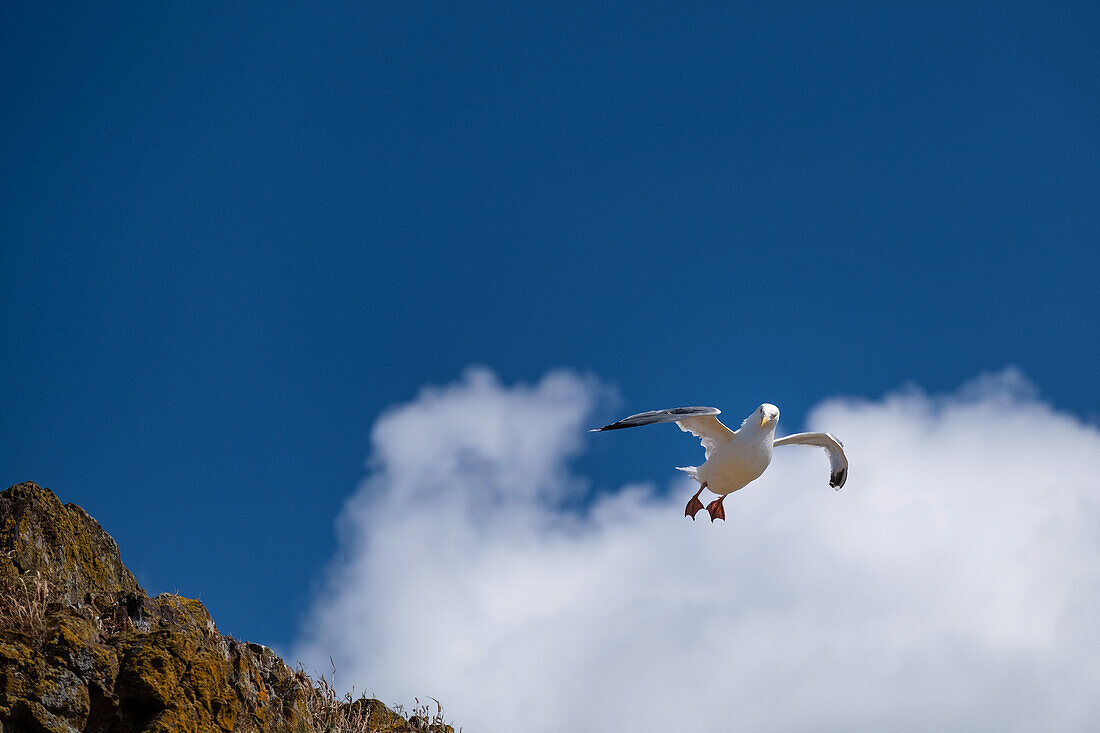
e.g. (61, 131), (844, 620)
(676, 415), (737, 460)
(590, 406), (721, 431)
(590, 406), (735, 460)
(773, 432), (848, 489)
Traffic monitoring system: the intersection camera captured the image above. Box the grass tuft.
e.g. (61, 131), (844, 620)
(295, 659), (455, 733)
(395, 697), (453, 732)
(0, 552), (53, 637)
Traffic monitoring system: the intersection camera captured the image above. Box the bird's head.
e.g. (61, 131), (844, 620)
(757, 403), (780, 429)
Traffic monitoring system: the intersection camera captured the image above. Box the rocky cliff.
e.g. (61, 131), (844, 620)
(0, 482), (450, 733)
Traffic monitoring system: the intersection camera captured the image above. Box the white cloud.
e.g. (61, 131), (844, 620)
(293, 366), (1100, 732)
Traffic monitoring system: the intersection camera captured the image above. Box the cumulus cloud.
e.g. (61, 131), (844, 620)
(293, 366), (1100, 732)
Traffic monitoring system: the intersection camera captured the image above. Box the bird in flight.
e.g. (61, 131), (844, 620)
(591, 404), (847, 521)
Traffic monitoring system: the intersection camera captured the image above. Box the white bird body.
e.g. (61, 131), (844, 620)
(592, 402), (847, 521)
(691, 425), (774, 495)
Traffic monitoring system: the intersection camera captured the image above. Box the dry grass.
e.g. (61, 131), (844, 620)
(393, 697), (453, 732)
(0, 551), (135, 640)
(0, 563), (53, 637)
(299, 667), (374, 733)
(94, 608), (136, 637)
(296, 659), (455, 733)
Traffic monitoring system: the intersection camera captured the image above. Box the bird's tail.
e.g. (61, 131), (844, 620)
(675, 466), (700, 482)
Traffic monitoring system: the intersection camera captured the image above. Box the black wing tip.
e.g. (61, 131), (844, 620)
(830, 467), (847, 490)
(590, 406), (721, 433)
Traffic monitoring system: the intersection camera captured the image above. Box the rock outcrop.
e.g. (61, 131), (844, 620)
(0, 482), (448, 733)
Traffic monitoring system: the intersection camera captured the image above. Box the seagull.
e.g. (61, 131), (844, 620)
(591, 404), (847, 521)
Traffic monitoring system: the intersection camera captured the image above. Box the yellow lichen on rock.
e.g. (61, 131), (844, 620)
(1, 482), (143, 614)
(0, 483), (315, 732)
(1, 482), (451, 733)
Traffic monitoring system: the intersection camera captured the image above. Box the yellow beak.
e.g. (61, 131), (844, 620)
(760, 415), (769, 427)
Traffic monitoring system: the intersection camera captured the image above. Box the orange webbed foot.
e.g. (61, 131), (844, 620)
(685, 483), (707, 520)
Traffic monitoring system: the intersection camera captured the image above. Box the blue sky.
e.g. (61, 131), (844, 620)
(3, 0), (1098, 669)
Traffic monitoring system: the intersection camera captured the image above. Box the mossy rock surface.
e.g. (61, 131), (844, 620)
(0, 482), (141, 615)
(0, 482), (441, 733)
